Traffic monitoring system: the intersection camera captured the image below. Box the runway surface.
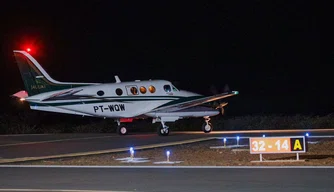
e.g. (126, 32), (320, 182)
(0, 165), (333, 192)
(0, 129), (333, 163)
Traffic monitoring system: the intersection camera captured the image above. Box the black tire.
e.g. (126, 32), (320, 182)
(157, 126), (169, 136)
(117, 125), (128, 135)
(202, 122), (213, 133)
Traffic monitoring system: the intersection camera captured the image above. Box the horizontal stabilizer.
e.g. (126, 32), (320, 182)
(12, 90), (28, 98)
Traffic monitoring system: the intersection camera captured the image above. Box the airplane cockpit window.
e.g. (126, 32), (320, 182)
(164, 85), (172, 92)
(172, 85), (179, 91)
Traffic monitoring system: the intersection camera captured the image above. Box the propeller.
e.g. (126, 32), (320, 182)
(209, 84), (230, 115)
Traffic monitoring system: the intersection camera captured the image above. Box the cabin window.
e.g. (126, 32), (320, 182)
(148, 85), (156, 93)
(140, 86), (147, 94)
(97, 90), (104, 96)
(163, 85), (172, 92)
(115, 88), (123, 96)
(125, 85), (139, 95)
(130, 87), (138, 95)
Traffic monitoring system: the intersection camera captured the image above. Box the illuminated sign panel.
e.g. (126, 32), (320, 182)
(249, 136), (306, 154)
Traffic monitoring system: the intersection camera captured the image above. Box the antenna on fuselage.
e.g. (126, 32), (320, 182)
(115, 75), (121, 83)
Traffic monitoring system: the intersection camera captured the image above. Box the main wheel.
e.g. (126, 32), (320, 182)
(202, 122), (213, 133)
(158, 126), (170, 136)
(117, 124), (128, 135)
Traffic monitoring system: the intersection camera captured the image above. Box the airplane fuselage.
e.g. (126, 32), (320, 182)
(25, 80), (219, 120)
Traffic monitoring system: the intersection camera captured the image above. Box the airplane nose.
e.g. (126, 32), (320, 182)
(207, 110), (220, 116)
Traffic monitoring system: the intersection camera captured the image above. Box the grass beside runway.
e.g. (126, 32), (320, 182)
(12, 138), (334, 166)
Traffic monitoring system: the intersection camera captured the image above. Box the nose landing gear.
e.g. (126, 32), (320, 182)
(202, 116), (213, 133)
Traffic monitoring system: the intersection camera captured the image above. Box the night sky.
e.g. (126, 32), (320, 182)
(0, 1), (333, 116)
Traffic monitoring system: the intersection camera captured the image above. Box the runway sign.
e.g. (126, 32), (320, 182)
(249, 136), (306, 154)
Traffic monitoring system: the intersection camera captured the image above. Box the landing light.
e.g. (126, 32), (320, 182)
(166, 151), (170, 162)
(306, 133), (309, 137)
(262, 134), (265, 137)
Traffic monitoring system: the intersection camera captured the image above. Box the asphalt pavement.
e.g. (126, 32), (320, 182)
(0, 166), (333, 192)
(0, 129), (333, 163)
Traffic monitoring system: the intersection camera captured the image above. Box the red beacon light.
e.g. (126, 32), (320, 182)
(26, 48), (31, 52)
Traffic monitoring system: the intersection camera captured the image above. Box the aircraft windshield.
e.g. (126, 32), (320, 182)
(172, 85), (179, 91)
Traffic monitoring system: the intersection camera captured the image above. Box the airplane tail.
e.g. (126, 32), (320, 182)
(13, 50), (97, 96)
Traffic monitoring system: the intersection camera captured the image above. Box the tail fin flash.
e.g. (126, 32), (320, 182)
(13, 51), (96, 96)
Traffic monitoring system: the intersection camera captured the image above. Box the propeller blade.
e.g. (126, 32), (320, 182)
(220, 108), (225, 115)
(215, 102), (228, 109)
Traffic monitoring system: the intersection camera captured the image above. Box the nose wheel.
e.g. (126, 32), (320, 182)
(202, 117), (213, 133)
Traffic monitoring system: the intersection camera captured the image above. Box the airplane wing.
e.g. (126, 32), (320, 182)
(151, 91), (239, 112)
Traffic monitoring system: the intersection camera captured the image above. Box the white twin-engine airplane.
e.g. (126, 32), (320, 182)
(12, 50), (239, 136)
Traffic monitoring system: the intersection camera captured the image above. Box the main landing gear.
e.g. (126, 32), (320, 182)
(116, 119), (128, 135)
(202, 116), (213, 133)
(115, 117), (212, 136)
(158, 120), (169, 136)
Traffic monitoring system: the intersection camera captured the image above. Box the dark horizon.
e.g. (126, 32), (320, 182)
(1, 1), (333, 116)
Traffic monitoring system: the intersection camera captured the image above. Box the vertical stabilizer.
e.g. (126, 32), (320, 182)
(13, 50), (97, 96)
